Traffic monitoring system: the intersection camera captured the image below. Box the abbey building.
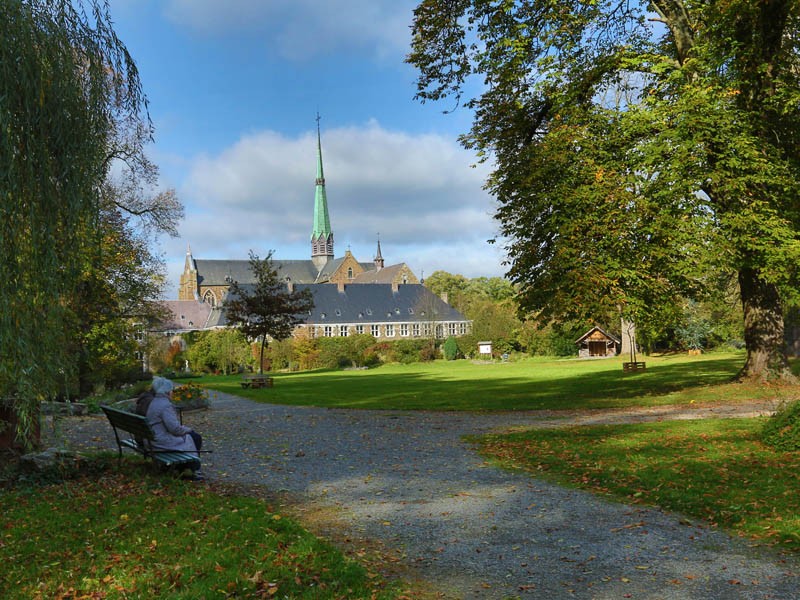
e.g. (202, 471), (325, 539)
(165, 122), (469, 341)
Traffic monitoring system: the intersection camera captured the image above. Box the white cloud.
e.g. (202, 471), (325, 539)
(163, 0), (416, 61)
(163, 121), (505, 297)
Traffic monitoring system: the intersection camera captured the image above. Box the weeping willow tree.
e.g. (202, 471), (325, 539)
(0, 0), (147, 449)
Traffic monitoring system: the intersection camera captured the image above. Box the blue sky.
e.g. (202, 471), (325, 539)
(110, 0), (506, 298)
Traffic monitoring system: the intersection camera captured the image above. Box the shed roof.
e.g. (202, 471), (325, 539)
(575, 326), (621, 345)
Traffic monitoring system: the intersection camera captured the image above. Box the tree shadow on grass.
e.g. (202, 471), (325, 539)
(233, 356), (753, 411)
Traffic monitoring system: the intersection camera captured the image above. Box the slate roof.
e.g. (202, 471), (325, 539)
(351, 263), (412, 284)
(193, 259), (320, 285)
(215, 283), (468, 327)
(192, 257), (379, 285)
(152, 300), (219, 332)
(301, 284), (466, 325)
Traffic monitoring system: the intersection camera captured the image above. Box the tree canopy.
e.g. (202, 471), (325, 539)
(408, 0), (800, 380)
(1, 0), (152, 447)
(224, 252), (315, 374)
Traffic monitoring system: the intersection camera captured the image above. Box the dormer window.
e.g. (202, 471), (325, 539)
(321, 313), (326, 319)
(335, 309), (341, 316)
(347, 267), (353, 279)
(408, 308), (414, 314)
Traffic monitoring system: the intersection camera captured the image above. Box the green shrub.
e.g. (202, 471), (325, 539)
(185, 329), (252, 374)
(266, 338), (294, 371)
(443, 336), (459, 360)
(455, 334), (478, 358)
(369, 341), (396, 364)
(761, 400), (800, 451)
(419, 340), (438, 361)
(392, 339), (427, 364)
(362, 351), (381, 368)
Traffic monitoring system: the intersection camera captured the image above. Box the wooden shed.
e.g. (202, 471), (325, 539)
(575, 327), (620, 358)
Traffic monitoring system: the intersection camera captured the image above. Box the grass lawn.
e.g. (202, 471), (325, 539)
(185, 351), (800, 411)
(0, 462), (407, 600)
(475, 418), (800, 550)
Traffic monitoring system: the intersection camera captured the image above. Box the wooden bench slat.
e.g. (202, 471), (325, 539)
(101, 405), (201, 470)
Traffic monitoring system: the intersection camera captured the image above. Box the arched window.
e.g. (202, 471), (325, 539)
(202, 290), (216, 307)
(347, 267), (354, 279)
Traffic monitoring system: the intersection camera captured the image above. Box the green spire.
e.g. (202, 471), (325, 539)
(311, 114), (332, 242)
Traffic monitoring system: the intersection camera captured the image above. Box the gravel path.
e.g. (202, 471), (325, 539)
(46, 394), (799, 599)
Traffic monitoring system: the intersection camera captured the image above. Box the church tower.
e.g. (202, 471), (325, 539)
(178, 244), (198, 300)
(311, 115), (334, 271)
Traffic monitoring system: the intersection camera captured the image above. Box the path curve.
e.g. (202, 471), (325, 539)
(47, 395), (798, 599)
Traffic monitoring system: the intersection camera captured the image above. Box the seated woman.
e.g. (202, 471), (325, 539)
(146, 376), (205, 481)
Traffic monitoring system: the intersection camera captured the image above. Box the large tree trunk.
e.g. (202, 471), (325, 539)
(738, 267), (795, 381)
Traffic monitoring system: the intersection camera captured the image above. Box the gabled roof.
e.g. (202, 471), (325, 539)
(315, 257), (345, 282)
(152, 300), (216, 332)
(575, 326), (621, 345)
(215, 283), (468, 327)
(192, 259), (320, 286)
(351, 263), (412, 284)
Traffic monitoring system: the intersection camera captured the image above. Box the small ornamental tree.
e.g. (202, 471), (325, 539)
(224, 251), (314, 374)
(443, 336), (459, 361)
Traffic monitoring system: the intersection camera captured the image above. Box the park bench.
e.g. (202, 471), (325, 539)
(622, 361), (647, 372)
(240, 373), (274, 389)
(100, 405), (201, 470)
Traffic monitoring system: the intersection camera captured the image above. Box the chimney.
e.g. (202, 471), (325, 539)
(392, 281), (399, 293)
(337, 281), (346, 293)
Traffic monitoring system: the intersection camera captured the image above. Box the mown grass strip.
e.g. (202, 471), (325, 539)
(475, 418), (800, 549)
(189, 352), (800, 411)
(0, 464), (402, 599)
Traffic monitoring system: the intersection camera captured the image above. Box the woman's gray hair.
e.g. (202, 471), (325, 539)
(151, 376), (174, 395)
